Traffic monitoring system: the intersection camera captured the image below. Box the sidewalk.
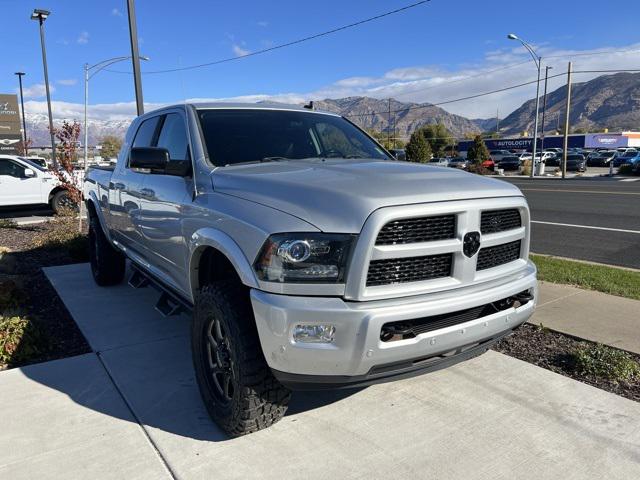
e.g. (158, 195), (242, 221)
(533, 281), (640, 354)
(2, 263), (639, 479)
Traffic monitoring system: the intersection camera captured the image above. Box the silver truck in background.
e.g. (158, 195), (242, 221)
(83, 104), (537, 436)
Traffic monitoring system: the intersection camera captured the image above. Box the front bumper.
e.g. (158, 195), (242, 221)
(251, 261), (537, 389)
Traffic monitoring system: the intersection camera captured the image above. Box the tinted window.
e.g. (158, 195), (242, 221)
(197, 109), (389, 166)
(157, 114), (189, 161)
(0, 159), (26, 178)
(133, 116), (161, 148)
(567, 155), (584, 160)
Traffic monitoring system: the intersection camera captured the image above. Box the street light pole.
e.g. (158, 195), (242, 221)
(508, 33), (541, 178)
(14, 72), (28, 155)
(31, 9), (57, 168)
(540, 66), (552, 153)
(126, 0), (145, 116)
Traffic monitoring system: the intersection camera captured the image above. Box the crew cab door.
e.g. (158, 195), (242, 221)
(0, 158), (42, 206)
(137, 111), (192, 294)
(109, 115), (161, 252)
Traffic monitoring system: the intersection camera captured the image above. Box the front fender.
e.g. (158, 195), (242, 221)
(188, 228), (259, 297)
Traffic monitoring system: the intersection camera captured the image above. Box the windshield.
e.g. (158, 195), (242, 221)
(19, 157), (48, 172)
(197, 109), (390, 166)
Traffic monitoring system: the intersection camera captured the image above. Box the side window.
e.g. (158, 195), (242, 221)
(0, 159), (25, 178)
(133, 116), (161, 148)
(156, 113), (189, 161)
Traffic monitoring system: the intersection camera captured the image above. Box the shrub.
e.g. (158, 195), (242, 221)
(0, 315), (45, 366)
(0, 219), (17, 229)
(571, 343), (640, 383)
(30, 212), (89, 262)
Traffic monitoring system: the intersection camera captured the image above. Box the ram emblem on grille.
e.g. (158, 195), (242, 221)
(463, 231), (481, 257)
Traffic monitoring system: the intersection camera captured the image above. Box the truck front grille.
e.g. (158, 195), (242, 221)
(476, 240), (521, 270)
(375, 214), (456, 245)
(481, 209), (521, 234)
(366, 253), (452, 287)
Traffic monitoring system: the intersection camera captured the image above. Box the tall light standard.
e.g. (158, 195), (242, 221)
(31, 9), (57, 168)
(126, 0), (145, 116)
(508, 33), (541, 178)
(540, 65), (553, 153)
(14, 72), (28, 155)
(83, 55), (149, 168)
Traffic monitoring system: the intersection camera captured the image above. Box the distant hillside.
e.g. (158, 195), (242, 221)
(315, 97), (481, 139)
(499, 72), (640, 135)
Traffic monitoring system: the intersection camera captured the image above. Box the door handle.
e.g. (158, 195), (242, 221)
(140, 188), (155, 199)
(110, 182), (126, 190)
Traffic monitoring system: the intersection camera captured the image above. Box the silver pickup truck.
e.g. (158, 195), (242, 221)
(84, 103), (537, 436)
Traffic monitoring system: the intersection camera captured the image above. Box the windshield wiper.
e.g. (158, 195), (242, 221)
(260, 156), (289, 162)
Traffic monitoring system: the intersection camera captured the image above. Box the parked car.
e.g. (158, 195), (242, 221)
(515, 152), (532, 162)
(565, 154), (587, 172)
(616, 147), (637, 156)
(22, 156), (48, 168)
(489, 150), (511, 163)
(447, 157), (468, 169)
(389, 148), (406, 161)
(428, 157), (449, 167)
(481, 158), (495, 170)
(0, 155), (71, 212)
(613, 152), (640, 167)
(497, 156), (521, 171)
(588, 150), (616, 166)
(83, 103), (537, 436)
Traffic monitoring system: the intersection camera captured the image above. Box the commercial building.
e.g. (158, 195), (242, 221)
(457, 132), (640, 155)
(0, 93), (23, 155)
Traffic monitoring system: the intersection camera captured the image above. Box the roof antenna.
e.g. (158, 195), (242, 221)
(303, 101), (314, 110)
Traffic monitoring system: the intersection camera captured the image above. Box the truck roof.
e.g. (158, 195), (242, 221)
(157, 102), (341, 116)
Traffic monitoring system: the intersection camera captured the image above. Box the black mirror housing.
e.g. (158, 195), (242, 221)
(130, 147), (170, 172)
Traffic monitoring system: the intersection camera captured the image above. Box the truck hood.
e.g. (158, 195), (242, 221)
(211, 159), (523, 232)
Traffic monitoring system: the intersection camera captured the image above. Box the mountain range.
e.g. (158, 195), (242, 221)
(23, 72), (640, 146)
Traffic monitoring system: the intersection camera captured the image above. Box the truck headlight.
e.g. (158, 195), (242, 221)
(254, 233), (355, 283)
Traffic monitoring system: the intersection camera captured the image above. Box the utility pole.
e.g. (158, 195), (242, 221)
(540, 65), (552, 152)
(387, 98), (392, 148)
(496, 108), (499, 135)
(14, 72), (28, 155)
(31, 9), (57, 167)
(562, 62), (573, 180)
(127, 0), (144, 116)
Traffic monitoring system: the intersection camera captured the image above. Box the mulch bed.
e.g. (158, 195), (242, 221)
(494, 323), (640, 403)
(0, 221), (91, 370)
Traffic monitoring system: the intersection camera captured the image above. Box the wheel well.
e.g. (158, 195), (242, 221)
(48, 186), (68, 202)
(196, 247), (242, 290)
(85, 199), (98, 219)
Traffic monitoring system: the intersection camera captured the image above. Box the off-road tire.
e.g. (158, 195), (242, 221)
(51, 190), (75, 214)
(89, 215), (125, 286)
(192, 282), (291, 437)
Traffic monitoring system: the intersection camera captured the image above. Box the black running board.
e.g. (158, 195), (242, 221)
(127, 263), (193, 317)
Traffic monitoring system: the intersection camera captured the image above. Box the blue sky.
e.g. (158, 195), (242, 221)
(2, 0), (640, 121)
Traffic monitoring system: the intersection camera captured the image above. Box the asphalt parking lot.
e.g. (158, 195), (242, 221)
(501, 176), (640, 269)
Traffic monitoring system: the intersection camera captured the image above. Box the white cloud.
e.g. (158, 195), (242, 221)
(257, 21), (268, 27)
(111, 8), (123, 17)
(20, 42), (640, 122)
(57, 79), (77, 86)
(232, 44), (250, 57)
(77, 31), (89, 45)
(21, 83), (55, 99)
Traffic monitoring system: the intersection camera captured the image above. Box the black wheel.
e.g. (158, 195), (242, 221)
(51, 190), (76, 214)
(192, 282), (291, 437)
(89, 215), (125, 286)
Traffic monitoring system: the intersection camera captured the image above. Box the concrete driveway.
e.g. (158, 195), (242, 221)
(1, 263), (638, 480)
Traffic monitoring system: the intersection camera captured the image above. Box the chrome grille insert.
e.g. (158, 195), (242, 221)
(481, 209), (521, 234)
(366, 253), (452, 286)
(375, 214), (456, 245)
(477, 240), (521, 270)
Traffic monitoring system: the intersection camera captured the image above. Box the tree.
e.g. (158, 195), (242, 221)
(405, 129), (432, 163)
(100, 135), (123, 159)
(15, 138), (33, 156)
(421, 124), (453, 157)
(52, 120), (82, 204)
(466, 135), (490, 164)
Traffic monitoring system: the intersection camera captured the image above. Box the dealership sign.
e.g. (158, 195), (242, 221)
(0, 93), (22, 154)
(585, 134), (629, 148)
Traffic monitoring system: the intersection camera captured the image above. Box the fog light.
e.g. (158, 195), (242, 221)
(293, 324), (336, 343)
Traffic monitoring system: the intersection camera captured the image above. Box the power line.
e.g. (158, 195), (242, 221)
(106, 0), (431, 75)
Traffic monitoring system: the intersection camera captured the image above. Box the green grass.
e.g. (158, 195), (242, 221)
(0, 314), (45, 367)
(531, 254), (640, 300)
(571, 342), (640, 383)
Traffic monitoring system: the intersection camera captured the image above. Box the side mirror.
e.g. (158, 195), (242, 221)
(130, 147), (169, 172)
(23, 169), (36, 178)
